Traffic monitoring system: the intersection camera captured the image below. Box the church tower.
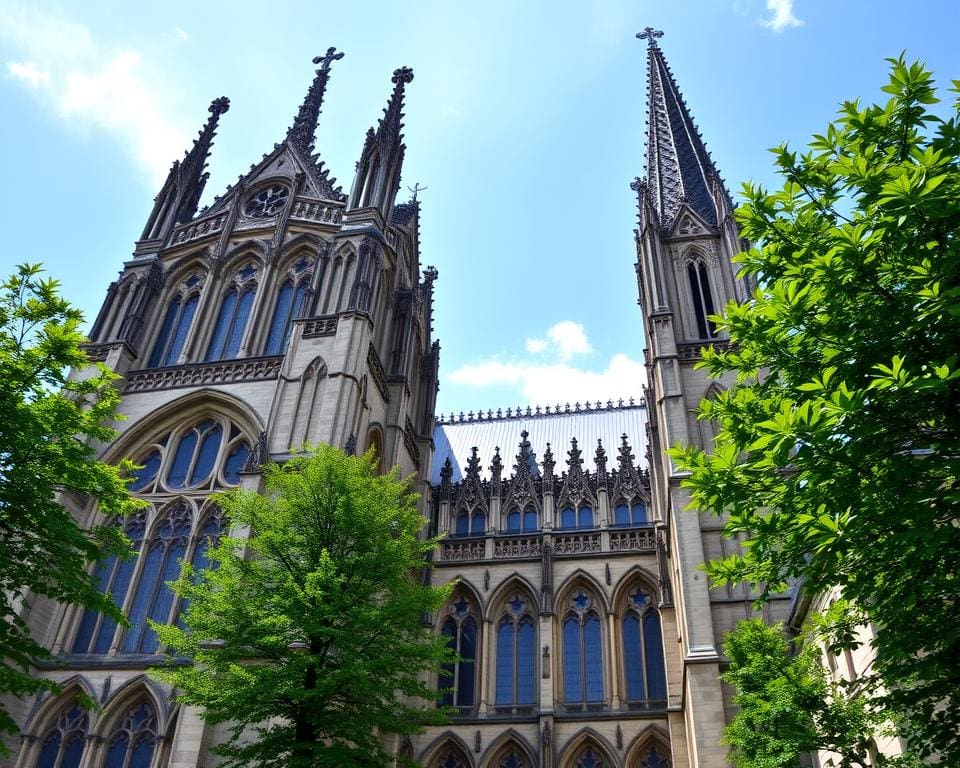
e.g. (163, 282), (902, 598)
(632, 29), (790, 767)
(7, 49), (440, 768)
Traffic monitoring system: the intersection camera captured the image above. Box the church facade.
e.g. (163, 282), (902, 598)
(4, 33), (794, 768)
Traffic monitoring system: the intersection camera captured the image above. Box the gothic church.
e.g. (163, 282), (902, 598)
(4, 33), (794, 768)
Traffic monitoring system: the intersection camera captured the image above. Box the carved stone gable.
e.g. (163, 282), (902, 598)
(502, 431), (542, 514)
(453, 447), (489, 516)
(673, 211), (709, 237)
(611, 433), (650, 503)
(556, 437), (596, 509)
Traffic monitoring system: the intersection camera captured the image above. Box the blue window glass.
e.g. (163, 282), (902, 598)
(563, 616), (582, 702)
(644, 611), (667, 700)
(104, 733), (129, 768)
(177, 513), (224, 627)
(523, 508), (537, 532)
(584, 613), (604, 701)
(516, 616), (535, 705)
(578, 506), (593, 529)
(104, 703), (156, 768)
(623, 613), (644, 700)
(167, 430), (198, 489)
(576, 749), (602, 768)
(148, 299), (180, 368)
(223, 442), (250, 485)
(614, 504), (630, 526)
(129, 735), (155, 768)
(129, 450), (161, 493)
(205, 289), (237, 361)
(72, 555), (116, 652)
(120, 544), (162, 653)
(506, 510), (521, 532)
(495, 618), (515, 704)
(92, 555), (137, 654)
(560, 508), (576, 530)
(189, 424), (222, 486)
(633, 503), (648, 524)
(36, 703), (87, 768)
(439, 618), (456, 706)
(470, 511), (485, 535)
(264, 280), (293, 355)
(455, 513), (469, 536)
(224, 286), (255, 358)
(457, 617), (477, 706)
(35, 730), (62, 767)
(166, 294), (198, 366)
(60, 732), (84, 768)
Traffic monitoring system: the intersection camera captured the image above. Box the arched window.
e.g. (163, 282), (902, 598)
(434, 747), (469, 768)
(495, 594), (536, 709)
(34, 699), (87, 768)
(265, 257), (313, 355)
(559, 506), (594, 530)
(636, 744), (671, 768)
(148, 274), (202, 368)
(453, 508), (484, 537)
(613, 501), (647, 527)
(72, 513), (146, 654)
(506, 507), (537, 533)
(103, 701), (157, 768)
(175, 508), (226, 626)
(687, 259), (717, 339)
(471, 510), (486, 535)
(574, 747), (604, 768)
(121, 503), (193, 654)
(562, 590), (604, 706)
(206, 264), (258, 361)
(495, 748), (531, 768)
(622, 588), (667, 706)
(438, 596), (478, 709)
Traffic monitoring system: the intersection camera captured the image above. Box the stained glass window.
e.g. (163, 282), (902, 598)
(34, 700), (87, 768)
(206, 281), (256, 361)
(507, 510), (521, 532)
(167, 421), (222, 489)
(265, 276), (310, 355)
(688, 260), (717, 339)
(495, 595), (535, 707)
(455, 513), (469, 537)
(614, 501), (648, 527)
(129, 450), (161, 493)
(436, 750), (467, 768)
(103, 702), (157, 768)
(438, 598), (477, 708)
(523, 508), (537, 532)
(563, 592), (604, 704)
(148, 289), (199, 369)
(560, 506), (593, 530)
(622, 588), (667, 704)
(470, 511), (486, 535)
(575, 748), (603, 768)
(637, 745), (671, 768)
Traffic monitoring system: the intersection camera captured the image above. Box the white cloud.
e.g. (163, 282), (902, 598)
(174, 27), (190, 42)
(7, 60), (49, 88)
(761, 0), (804, 32)
(441, 105), (462, 119)
(525, 320), (593, 361)
(448, 353), (646, 406)
(0, 5), (191, 187)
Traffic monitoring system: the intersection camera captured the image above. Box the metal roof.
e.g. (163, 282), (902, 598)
(430, 404), (648, 484)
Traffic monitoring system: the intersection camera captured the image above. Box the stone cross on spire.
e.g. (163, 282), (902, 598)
(637, 27), (664, 46)
(287, 47), (344, 153)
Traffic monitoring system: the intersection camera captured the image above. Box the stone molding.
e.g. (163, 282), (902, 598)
(124, 355), (283, 393)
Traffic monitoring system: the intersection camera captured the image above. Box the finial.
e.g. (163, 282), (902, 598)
(209, 96), (230, 116)
(637, 27), (664, 46)
(392, 66), (414, 85)
(287, 47), (344, 153)
(314, 46), (345, 70)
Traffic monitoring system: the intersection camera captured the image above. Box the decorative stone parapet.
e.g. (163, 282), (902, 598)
(124, 355), (283, 393)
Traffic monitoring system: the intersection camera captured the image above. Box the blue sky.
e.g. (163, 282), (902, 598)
(0, 1), (956, 415)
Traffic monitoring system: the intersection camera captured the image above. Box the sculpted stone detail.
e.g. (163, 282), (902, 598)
(609, 529), (656, 553)
(289, 198), (343, 224)
(300, 315), (338, 338)
(439, 540), (485, 562)
(452, 447), (488, 518)
(172, 213), (228, 246)
(556, 437), (596, 511)
(367, 342), (390, 402)
(124, 356), (282, 393)
(553, 533), (601, 556)
(502, 431), (542, 514)
(403, 418), (420, 469)
(493, 536), (542, 559)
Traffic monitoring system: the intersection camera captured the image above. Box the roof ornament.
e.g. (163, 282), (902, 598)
(637, 26), (664, 47)
(287, 47), (344, 154)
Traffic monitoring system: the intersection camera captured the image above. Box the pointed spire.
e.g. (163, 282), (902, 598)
(377, 66), (414, 147)
(638, 29), (730, 232)
(178, 96), (230, 212)
(287, 48), (344, 154)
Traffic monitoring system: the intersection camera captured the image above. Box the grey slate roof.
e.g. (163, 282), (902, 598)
(430, 404), (648, 485)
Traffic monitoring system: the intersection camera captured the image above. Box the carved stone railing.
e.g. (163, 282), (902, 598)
(438, 539), (485, 562)
(609, 528), (656, 553)
(494, 536), (542, 559)
(124, 355), (283, 393)
(676, 339), (732, 361)
(290, 197), (344, 225)
(171, 213), (228, 246)
(553, 533), (602, 556)
(299, 315), (338, 338)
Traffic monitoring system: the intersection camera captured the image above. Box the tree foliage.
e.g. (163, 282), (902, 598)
(151, 445), (453, 768)
(722, 617), (875, 768)
(0, 264), (139, 747)
(672, 56), (960, 762)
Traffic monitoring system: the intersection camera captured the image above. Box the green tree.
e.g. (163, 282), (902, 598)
(722, 617), (875, 768)
(672, 56), (960, 763)
(152, 445), (453, 768)
(0, 264), (140, 748)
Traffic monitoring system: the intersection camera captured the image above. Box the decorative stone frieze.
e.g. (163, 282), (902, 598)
(300, 315), (338, 338)
(124, 355), (283, 393)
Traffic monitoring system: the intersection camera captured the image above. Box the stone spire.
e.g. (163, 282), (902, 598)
(286, 47), (344, 154)
(638, 28), (730, 232)
(376, 66), (414, 150)
(179, 96), (230, 199)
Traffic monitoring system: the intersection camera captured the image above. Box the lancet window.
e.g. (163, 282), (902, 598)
(148, 272), (203, 368)
(264, 256), (313, 354)
(505, 506), (538, 533)
(556, 438), (596, 530)
(495, 593), (536, 709)
(558, 505), (594, 530)
(454, 508), (486, 537)
(613, 501), (647, 527)
(34, 699), (87, 768)
(562, 590), (605, 706)
(622, 588), (667, 706)
(434, 747), (469, 768)
(496, 749), (531, 768)
(438, 596), (478, 709)
(687, 257), (717, 339)
(636, 744), (671, 768)
(205, 263), (258, 361)
(102, 701), (158, 768)
(574, 747), (604, 768)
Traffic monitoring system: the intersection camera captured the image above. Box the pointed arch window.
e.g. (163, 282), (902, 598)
(206, 264), (258, 361)
(562, 591), (605, 707)
(34, 699), (87, 768)
(559, 505), (594, 530)
(574, 748), (604, 768)
(453, 508), (485, 537)
(637, 744), (671, 768)
(687, 259), (717, 339)
(434, 748), (469, 768)
(506, 506), (537, 533)
(148, 275), (202, 367)
(613, 501), (648, 527)
(438, 596), (478, 709)
(495, 594), (536, 709)
(265, 258), (313, 355)
(72, 513), (146, 654)
(121, 503), (193, 654)
(103, 701), (157, 768)
(175, 507), (226, 626)
(622, 588), (667, 706)
(496, 749), (530, 768)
